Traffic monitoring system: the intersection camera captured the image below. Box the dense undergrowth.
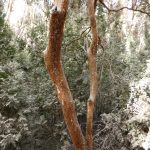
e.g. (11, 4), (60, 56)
(0, 0), (150, 149)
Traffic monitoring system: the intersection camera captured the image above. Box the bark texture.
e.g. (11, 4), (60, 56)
(44, 0), (98, 149)
(43, 0), (86, 150)
(86, 0), (98, 150)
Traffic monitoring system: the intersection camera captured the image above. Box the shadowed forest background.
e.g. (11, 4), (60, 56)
(0, 0), (150, 149)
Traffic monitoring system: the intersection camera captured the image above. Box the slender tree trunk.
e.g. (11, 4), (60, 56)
(43, 0), (86, 149)
(6, 0), (13, 20)
(86, 0), (98, 150)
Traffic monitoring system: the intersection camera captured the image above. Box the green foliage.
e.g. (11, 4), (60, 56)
(0, 1), (150, 149)
(63, 12), (90, 116)
(0, 14), (16, 63)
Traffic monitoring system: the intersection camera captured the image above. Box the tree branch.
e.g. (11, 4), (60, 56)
(99, 0), (150, 17)
(65, 27), (91, 48)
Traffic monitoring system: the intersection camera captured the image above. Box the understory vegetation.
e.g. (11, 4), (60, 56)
(0, 0), (150, 149)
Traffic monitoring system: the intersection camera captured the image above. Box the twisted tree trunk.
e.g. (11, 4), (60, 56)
(43, 0), (98, 149)
(43, 0), (86, 149)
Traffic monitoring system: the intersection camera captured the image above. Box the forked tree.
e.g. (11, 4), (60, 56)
(43, 0), (98, 149)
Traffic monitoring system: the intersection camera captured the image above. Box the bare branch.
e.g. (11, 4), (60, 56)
(99, 0), (150, 17)
(65, 27), (91, 48)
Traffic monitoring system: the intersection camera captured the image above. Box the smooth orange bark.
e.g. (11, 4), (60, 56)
(43, 1), (86, 149)
(44, 0), (98, 150)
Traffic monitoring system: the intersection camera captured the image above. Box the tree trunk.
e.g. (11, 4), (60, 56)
(44, 0), (98, 149)
(6, 0), (13, 20)
(86, 0), (98, 150)
(43, 0), (86, 149)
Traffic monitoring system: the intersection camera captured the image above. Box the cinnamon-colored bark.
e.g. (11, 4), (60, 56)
(43, 0), (86, 150)
(86, 0), (98, 150)
(44, 0), (98, 150)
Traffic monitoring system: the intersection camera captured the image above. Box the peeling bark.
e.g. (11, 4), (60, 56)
(44, 0), (98, 149)
(43, 0), (86, 149)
